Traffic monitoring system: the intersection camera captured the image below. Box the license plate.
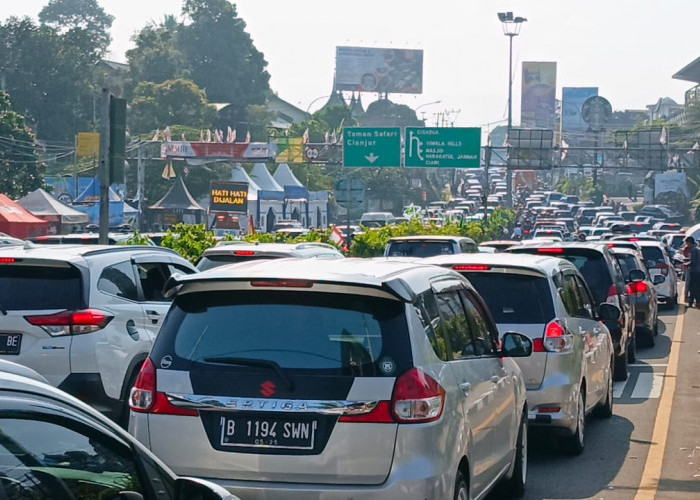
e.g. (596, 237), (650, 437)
(219, 415), (317, 450)
(0, 334), (22, 355)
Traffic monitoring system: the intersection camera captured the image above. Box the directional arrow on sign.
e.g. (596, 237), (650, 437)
(365, 153), (379, 164)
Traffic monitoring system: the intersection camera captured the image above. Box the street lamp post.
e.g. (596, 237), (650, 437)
(415, 100), (442, 124)
(305, 95), (332, 116)
(498, 11), (526, 209)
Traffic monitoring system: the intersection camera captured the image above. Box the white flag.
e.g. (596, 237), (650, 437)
(152, 129), (160, 142)
(659, 126), (668, 146)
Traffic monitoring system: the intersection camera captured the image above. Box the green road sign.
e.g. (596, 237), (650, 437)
(343, 127), (401, 167)
(405, 127), (481, 168)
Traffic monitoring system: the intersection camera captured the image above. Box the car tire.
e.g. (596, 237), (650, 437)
(502, 411), (527, 497)
(453, 470), (468, 500)
(561, 391), (585, 455)
(118, 369), (139, 429)
(594, 358), (614, 419)
(627, 335), (636, 364)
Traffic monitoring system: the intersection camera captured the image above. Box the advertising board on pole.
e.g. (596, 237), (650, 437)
(521, 61), (557, 129)
(335, 46), (423, 94)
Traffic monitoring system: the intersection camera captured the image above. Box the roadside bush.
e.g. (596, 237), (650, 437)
(160, 223), (217, 264)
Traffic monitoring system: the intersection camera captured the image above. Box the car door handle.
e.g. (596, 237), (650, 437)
(145, 310), (160, 324)
(490, 375), (500, 384)
(459, 382), (472, 396)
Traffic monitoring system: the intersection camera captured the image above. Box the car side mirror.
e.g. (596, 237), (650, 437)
(653, 275), (665, 285)
(175, 477), (235, 499)
(500, 332), (533, 357)
(629, 269), (646, 282)
(598, 303), (621, 321)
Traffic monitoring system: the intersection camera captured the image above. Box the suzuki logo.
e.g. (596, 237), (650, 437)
(260, 381), (276, 398)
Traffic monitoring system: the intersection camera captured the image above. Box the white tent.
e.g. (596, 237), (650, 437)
(17, 188), (89, 233)
(273, 163), (304, 187)
(231, 164), (260, 200)
(251, 163), (283, 192)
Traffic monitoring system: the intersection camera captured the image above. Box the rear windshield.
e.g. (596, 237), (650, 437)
(196, 254), (279, 271)
(0, 264), (82, 310)
(640, 246), (665, 265)
(387, 241), (455, 257)
(462, 273), (554, 324)
(154, 290), (412, 376)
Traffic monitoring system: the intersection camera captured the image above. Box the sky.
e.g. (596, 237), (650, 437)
(4, 0), (700, 131)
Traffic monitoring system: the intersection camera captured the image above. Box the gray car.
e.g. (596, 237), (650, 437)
(425, 253), (618, 454)
(129, 258), (532, 499)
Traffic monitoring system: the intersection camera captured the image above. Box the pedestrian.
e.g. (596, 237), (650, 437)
(511, 224), (523, 240)
(682, 237), (693, 301)
(685, 236), (700, 307)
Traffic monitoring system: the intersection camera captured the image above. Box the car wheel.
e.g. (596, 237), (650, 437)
(453, 470), (468, 500)
(627, 335), (636, 364)
(614, 350), (628, 381)
(653, 317), (659, 336)
(502, 411), (527, 497)
(637, 327), (655, 348)
(594, 357), (614, 418)
(560, 391), (585, 455)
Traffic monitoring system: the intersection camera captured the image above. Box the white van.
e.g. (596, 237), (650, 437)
(359, 212), (395, 228)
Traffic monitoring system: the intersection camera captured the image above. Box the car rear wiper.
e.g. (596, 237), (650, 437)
(202, 357), (295, 392)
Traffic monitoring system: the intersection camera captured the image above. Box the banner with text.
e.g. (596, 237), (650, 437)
(209, 181), (249, 213)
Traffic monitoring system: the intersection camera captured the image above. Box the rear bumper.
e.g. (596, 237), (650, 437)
(526, 377), (579, 433)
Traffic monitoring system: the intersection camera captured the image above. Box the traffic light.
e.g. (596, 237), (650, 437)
(109, 96), (127, 183)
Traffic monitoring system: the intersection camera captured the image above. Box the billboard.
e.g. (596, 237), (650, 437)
(521, 62), (557, 129)
(562, 87), (599, 132)
(335, 46), (423, 94)
(209, 181), (249, 214)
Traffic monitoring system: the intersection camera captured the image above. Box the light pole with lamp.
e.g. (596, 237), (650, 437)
(305, 95), (333, 116)
(415, 100), (442, 125)
(498, 11), (527, 209)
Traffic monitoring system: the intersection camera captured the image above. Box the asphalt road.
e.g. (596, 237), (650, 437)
(491, 300), (700, 499)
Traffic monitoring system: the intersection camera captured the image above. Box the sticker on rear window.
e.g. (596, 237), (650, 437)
(378, 358), (396, 375)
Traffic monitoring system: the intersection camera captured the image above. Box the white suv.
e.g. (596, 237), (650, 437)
(129, 258), (533, 499)
(0, 244), (196, 425)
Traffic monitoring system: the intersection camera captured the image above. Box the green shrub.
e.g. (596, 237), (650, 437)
(160, 223), (217, 264)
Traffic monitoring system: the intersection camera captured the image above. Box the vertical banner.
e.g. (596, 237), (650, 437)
(521, 62), (557, 129)
(562, 87), (599, 133)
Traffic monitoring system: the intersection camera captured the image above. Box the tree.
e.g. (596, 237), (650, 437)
(0, 92), (45, 197)
(125, 16), (188, 95)
(39, 0), (114, 64)
(129, 78), (217, 134)
(179, 0), (271, 118)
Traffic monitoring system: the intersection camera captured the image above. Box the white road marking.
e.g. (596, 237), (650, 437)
(631, 372), (664, 399)
(613, 379), (628, 398)
(628, 363), (668, 367)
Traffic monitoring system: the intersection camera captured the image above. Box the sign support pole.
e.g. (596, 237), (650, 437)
(98, 88), (110, 245)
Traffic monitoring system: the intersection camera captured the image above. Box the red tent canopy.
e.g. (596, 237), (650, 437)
(0, 194), (49, 239)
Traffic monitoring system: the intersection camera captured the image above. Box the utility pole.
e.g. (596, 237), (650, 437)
(98, 88), (110, 245)
(137, 144), (145, 231)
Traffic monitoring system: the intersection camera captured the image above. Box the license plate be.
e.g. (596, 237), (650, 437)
(219, 415), (317, 450)
(0, 334), (22, 355)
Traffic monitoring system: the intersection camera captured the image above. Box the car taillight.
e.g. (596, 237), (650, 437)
(627, 281), (649, 294)
(391, 368), (445, 423)
(250, 279), (313, 288)
(537, 248), (564, 254)
(129, 358), (197, 416)
(453, 265), (491, 271)
(340, 369), (446, 424)
(606, 285), (620, 307)
(542, 320), (573, 353)
(24, 309), (113, 336)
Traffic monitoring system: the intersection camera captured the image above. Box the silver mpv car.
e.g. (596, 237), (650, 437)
(129, 258), (533, 499)
(426, 253), (618, 454)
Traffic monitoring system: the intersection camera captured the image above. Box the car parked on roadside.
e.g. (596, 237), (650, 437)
(0, 367), (236, 499)
(425, 253), (617, 454)
(383, 235), (478, 257)
(196, 241), (345, 271)
(609, 247), (660, 347)
(129, 258), (533, 499)
(0, 244), (197, 426)
(507, 242), (636, 381)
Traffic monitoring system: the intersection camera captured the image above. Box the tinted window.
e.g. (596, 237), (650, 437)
(98, 261), (138, 301)
(159, 291), (411, 376)
(459, 292), (496, 356)
(414, 292), (445, 361)
(462, 272), (554, 324)
(0, 416), (145, 499)
(0, 264), (82, 310)
(136, 263), (170, 301)
(562, 253), (612, 304)
(434, 291), (471, 360)
(387, 241), (455, 257)
(614, 254), (641, 280)
(640, 246), (665, 265)
(557, 273), (585, 317)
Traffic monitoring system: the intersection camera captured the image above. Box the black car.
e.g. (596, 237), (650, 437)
(507, 242), (636, 381)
